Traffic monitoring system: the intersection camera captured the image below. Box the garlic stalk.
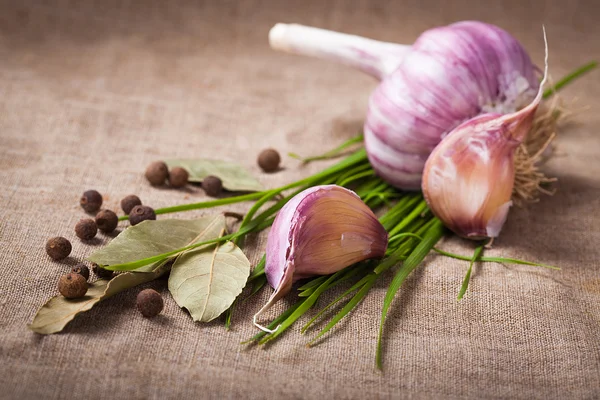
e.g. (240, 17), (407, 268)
(269, 21), (540, 189)
(270, 24), (409, 80)
(254, 185), (388, 332)
(421, 29), (549, 240)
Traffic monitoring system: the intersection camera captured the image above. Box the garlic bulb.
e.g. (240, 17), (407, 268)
(269, 22), (539, 189)
(254, 185), (388, 332)
(421, 30), (549, 240)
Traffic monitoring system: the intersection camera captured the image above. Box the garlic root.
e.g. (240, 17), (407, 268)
(512, 97), (567, 205)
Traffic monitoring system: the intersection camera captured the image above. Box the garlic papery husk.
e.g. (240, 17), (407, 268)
(421, 30), (549, 240)
(253, 185), (388, 332)
(269, 21), (539, 190)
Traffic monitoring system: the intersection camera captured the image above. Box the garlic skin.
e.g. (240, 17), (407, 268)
(254, 185), (388, 332)
(269, 22), (539, 190)
(422, 31), (548, 239)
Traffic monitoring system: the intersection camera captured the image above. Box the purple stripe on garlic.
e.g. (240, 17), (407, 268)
(269, 21), (540, 190)
(254, 185), (388, 332)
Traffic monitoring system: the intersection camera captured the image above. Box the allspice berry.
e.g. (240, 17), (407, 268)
(80, 190), (103, 213)
(92, 263), (114, 280)
(71, 264), (90, 281)
(129, 205), (156, 226)
(168, 167), (189, 188)
(95, 209), (118, 233)
(202, 175), (223, 197)
(145, 161), (169, 186)
(45, 237), (72, 261)
(136, 289), (164, 318)
(257, 148), (281, 173)
(58, 273), (88, 299)
(75, 218), (98, 240)
(120, 194), (142, 215)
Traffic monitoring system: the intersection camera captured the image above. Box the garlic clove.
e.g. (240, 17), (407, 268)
(422, 113), (520, 239)
(254, 185), (388, 332)
(422, 28), (548, 240)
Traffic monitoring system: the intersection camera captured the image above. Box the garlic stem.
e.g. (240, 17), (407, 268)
(269, 23), (409, 79)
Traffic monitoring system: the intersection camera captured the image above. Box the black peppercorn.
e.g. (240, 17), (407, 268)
(95, 209), (118, 233)
(80, 190), (103, 213)
(75, 218), (98, 240)
(136, 289), (164, 317)
(202, 175), (223, 197)
(58, 273), (88, 299)
(168, 167), (189, 188)
(257, 148), (281, 173)
(129, 205), (156, 226)
(45, 237), (72, 261)
(120, 194), (142, 215)
(145, 161), (169, 186)
(71, 264), (90, 281)
(92, 263), (114, 280)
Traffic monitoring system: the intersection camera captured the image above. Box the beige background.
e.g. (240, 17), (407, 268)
(1, 0), (599, 398)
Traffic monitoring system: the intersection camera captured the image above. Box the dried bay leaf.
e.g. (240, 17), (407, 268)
(88, 215), (226, 270)
(169, 240), (251, 322)
(28, 263), (168, 335)
(30, 215), (229, 334)
(165, 158), (264, 192)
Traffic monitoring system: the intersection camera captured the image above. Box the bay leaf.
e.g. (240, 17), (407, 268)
(168, 240), (251, 322)
(88, 215), (226, 270)
(28, 264), (168, 335)
(165, 158), (263, 192)
(29, 215), (229, 334)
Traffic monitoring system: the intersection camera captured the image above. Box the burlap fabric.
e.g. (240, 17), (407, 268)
(1, 1), (599, 398)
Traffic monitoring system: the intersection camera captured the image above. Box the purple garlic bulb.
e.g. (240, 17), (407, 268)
(254, 185), (388, 332)
(269, 21), (540, 189)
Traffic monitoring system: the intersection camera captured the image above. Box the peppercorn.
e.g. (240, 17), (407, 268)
(120, 194), (142, 215)
(80, 190), (103, 213)
(202, 175), (223, 197)
(136, 289), (164, 318)
(168, 167), (189, 188)
(257, 148), (281, 173)
(75, 218), (98, 240)
(58, 273), (88, 299)
(95, 209), (118, 233)
(92, 263), (114, 280)
(129, 205), (156, 226)
(45, 237), (72, 261)
(145, 161), (169, 186)
(71, 263), (90, 281)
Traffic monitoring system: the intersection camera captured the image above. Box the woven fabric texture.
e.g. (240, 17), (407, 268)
(1, 1), (599, 399)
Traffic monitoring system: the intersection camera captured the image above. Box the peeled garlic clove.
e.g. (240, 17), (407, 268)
(254, 185), (388, 332)
(422, 29), (549, 240)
